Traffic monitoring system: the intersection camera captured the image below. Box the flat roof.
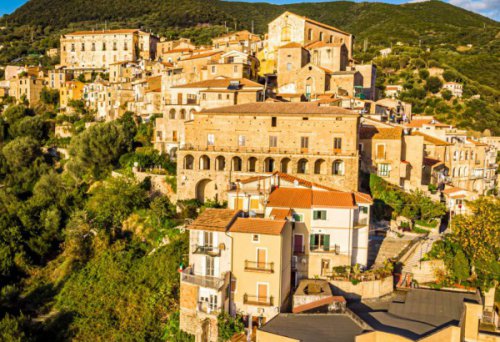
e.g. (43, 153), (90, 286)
(259, 314), (365, 342)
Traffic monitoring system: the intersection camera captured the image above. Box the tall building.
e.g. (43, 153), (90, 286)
(60, 29), (158, 72)
(177, 102), (360, 203)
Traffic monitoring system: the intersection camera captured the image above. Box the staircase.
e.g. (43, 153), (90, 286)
(369, 235), (414, 268)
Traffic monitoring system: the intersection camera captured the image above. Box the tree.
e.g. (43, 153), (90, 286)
(450, 198), (500, 290)
(217, 312), (245, 341)
(451, 249), (469, 284)
(418, 68), (429, 80)
(2, 105), (33, 125)
(40, 87), (59, 106)
(8, 115), (49, 142)
(2, 136), (43, 170)
(442, 69), (459, 82)
(425, 76), (443, 94)
(68, 121), (135, 179)
(441, 89), (453, 101)
(85, 177), (148, 234)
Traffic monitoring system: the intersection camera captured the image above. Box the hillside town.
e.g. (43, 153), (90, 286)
(0, 10), (499, 342)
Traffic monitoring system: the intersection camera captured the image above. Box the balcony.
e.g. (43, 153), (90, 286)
(310, 244), (340, 254)
(197, 301), (220, 315)
(354, 218), (369, 228)
(243, 294), (274, 307)
(192, 244), (221, 257)
(181, 267), (225, 290)
(244, 261), (274, 273)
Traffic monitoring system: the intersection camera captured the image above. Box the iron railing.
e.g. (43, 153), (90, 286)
(243, 294), (274, 306)
(192, 244), (221, 257)
(244, 260), (274, 273)
(181, 267), (224, 290)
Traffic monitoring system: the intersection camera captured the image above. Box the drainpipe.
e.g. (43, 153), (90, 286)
(348, 209), (352, 266)
(224, 229), (234, 318)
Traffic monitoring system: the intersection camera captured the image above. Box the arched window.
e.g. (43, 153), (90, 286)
(333, 160), (345, 175)
(452, 168), (456, 177)
(189, 109), (196, 120)
(314, 159), (325, 175)
(199, 155), (210, 170)
(180, 109), (186, 120)
(460, 151), (464, 160)
(232, 157), (242, 172)
(281, 25), (291, 42)
(457, 168), (461, 177)
(281, 158), (291, 173)
(297, 159), (308, 174)
(247, 157), (257, 172)
(184, 155), (194, 170)
(264, 158), (275, 172)
(216, 156), (225, 171)
(169, 108), (176, 120)
(465, 151), (468, 160)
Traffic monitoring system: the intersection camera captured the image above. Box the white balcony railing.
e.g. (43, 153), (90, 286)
(181, 267), (225, 290)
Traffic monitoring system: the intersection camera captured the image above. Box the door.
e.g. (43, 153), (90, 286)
(177, 93), (183, 105)
(257, 249), (266, 269)
(205, 256), (214, 276)
(258, 283), (268, 303)
(233, 197), (244, 210)
(294, 235), (303, 253)
(321, 259), (330, 276)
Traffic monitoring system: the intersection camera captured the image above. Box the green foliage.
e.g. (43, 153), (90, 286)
(8, 115), (50, 142)
(55, 237), (188, 341)
(119, 147), (176, 175)
(85, 177), (148, 234)
(40, 87), (60, 106)
(0, 314), (28, 342)
(441, 89), (453, 101)
(162, 311), (194, 342)
(418, 68), (429, 80)
(425, 76), (443, 94)
(68, 120), (135, 180)
(217, 312), (245, 341)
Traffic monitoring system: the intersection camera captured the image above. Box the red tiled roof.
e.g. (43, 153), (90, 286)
(65, 29), (139, 36)
(359, 126), (403, 140)
(268, 188), (356, 209)
(278, 42), (303, 49)
(200, 102), (358, 116)
(180, 51), (222, 61)
(412, 132), (451, 146)
(238, 175), (269, 184)
(270, 208), (292, 220)
(188, 208), (240, 232)
(442, 187), (465, 195)
(229, 217), (287, 235)
(172, 78), (263, 89)
(354, 192), (373, 204)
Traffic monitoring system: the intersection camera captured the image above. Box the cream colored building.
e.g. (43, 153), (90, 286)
(60, 29), (158, 71)
(177, 102), (361, 204)
(212, 30), (262, 54)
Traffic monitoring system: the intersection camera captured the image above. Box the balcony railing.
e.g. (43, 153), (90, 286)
(354, 218), (369, 227)
(310, 244), (340, 254)
(192, 244), (221, 257)
(244, 261), (274, 273)
(197, 301), (220, 315)
(181, 267), (225, 290)
(243, 294), (274, 306)
(179, 144), (357, 157)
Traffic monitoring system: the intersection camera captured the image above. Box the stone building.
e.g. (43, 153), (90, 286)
(154, 78), (264, 157)
(212, 30), (262, 54)
(176, 102), (360, 203)
(267, 11), (353, 61)
(60, 29), (158, 71)
(9, 73), (47, 106)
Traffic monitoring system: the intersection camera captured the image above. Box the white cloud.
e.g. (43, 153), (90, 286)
(446, 0), (500, 20)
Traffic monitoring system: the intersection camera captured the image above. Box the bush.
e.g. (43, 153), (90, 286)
(441, 89), (453, 101)
(217, 312), (245, 341)
(425, 76), (443, 94)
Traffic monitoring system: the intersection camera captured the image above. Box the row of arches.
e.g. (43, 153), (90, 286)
(183, 155), (346, 176)
(167, 108), (196, 120)
(452, 166), (470, 178)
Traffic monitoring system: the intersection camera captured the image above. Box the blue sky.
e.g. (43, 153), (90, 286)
(1, 0), (498, 20)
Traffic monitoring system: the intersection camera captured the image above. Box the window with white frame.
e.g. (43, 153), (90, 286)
(378, 163), (390, 177)
(207, 134), (215, 146)
(313, 210), (327, 220)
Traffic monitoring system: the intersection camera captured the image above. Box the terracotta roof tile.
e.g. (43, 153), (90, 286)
(423, 157), (443, 167)
(188, 208), (240, 232)
(172, 78), (263, 89)
(180, 51), (222, 61)
(238, 175), (269, 184)
(201, 102), (358, 116)
(442, 186), (465, 195)
(278, 42), (303, 49)
(268, 188), (356, 209)
(269, 208), (292, 220)
(412, 132), (451, 146)
(305, 41), (343, 49)
(354, 192), (373, 204)
(229, 218), (287, 235)
(359, 126), (402, 140)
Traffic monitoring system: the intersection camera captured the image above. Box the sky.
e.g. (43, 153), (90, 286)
(1, 0), (498, 20)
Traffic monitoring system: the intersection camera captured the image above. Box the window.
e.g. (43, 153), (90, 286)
(91, 42), (95, 51)
(124, 42), (128, 50)
(319, 32), (324, 41)
(313, 210), (327, 220)
(332, 160), (344, 175)
(71, 44), (75, 52)
(226, 94), (230, 100)
(269, 136), (277, 148)
(376, 144), (386, 159)
(300, 137), (309, 149)
(334, 137), (342, 151)
(271, 117), (277, 127)
(378, 163), (390, 177)
(207, 134), (215, 146)
(308, 29), (313, 41)
(310, 234), (330, 251)
(250, 199), (259, 210)
(252, 234), (260, 242)
(286, 63), (292, 71)
(233, 65), (238, 73)
(281, 25), (291, 42)
(156, 131), (163, 140)
(211, 66), (216, 73)
(238, 135), (246, 147)
(81, 43), (85, 51)
(113, 42), (117, 51)
(103, 42), (106, 50)
(293, 213), (303, 222)
(218, 94), (222, 100)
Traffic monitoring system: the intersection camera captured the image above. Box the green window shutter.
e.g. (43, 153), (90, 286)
(310, 234), (315, 249)
(323, 235), (330, 251)
(313, 211), (318, 220)
(321, 211), (327, 220)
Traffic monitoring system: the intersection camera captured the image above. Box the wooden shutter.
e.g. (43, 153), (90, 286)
(250, 199), (259, 210)
(377, 144), (385, 159)
(323, 235), (330, 251)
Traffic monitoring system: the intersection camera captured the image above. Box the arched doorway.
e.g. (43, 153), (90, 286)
(196, 179), (217, 204)
(281, 158), (291, 173)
